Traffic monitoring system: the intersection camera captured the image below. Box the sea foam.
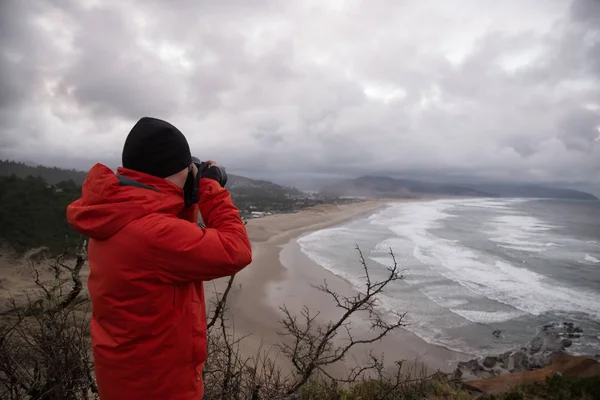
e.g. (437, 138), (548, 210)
(295, 198), (600, 355)
(584, 254), (600, 264)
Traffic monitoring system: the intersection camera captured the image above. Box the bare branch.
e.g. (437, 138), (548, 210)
(277, 246), (407, 395)
(0, 240), (97, 399)
(207, 274), (236, 331)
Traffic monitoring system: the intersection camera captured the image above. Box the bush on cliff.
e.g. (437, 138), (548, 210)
(497, 374), (600, 400)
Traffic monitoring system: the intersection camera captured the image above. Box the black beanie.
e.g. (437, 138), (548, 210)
(122, 117), (192, 178)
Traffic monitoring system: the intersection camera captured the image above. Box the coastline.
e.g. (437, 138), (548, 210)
(213, 199), (464, 377)
(2, 196), (598, 396)
(212, 201), (389, 354)
(1, 198), (464, 375)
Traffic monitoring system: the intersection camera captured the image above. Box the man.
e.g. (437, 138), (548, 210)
(67, 117), (252, 399)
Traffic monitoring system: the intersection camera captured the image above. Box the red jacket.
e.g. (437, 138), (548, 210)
(67, 164), (252, 400)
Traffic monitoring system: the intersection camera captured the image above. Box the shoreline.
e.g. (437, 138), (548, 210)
(215, 199), (464, 377)
(3, 196), (597, 389)
(272, 237), (466, 371)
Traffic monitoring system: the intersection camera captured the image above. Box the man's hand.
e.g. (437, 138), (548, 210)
(191, 158), (226, 187)
(191, 160), (217, 178)
(203, 161), (227, 187)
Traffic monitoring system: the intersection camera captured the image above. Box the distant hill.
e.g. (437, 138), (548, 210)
(322, 175), (599, 201)
(0, 160), (88, 185)
(0, 160), (303, 198)
(322, 176), (491, 198)
(469, 183), (599, 201)
(227, 174), (303, 197)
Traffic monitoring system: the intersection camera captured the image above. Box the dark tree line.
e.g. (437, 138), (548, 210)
(0, 175), (82, 255)
(0, 161), (328, 257)
(0, 161), (87, 186)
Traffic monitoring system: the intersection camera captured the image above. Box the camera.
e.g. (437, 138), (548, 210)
(191, 156), (228, 188)
(184, 157), (228, 208)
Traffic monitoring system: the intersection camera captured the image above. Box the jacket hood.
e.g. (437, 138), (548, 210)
(67, 163), (186, 240)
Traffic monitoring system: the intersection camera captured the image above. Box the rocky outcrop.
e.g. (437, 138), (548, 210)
(482, 356), (497, 368)
(463, 353), (600, 395)
(453, 322), (587, 381)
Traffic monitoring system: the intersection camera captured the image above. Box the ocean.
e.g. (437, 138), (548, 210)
(292, 198), (600, 357)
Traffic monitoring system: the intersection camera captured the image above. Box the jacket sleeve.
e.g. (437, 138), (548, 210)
(149, 178), (252, 283)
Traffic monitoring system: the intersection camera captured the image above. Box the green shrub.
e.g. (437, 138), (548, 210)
(492, 375), (600, 400)
(299, 379), (343, 400)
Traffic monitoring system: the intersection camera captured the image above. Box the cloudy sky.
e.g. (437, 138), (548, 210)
(0, 0), (599, 191)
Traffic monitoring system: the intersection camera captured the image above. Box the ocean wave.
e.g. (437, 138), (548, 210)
(429, 245), (600, 319)
(493, 215), (558, 232)
(300, 200), (600, 322)
(454, 198), (526, 211)
(449, 309), (527, 324)
(371, 201), (600, 320)
(297, 227), (375, 290)
(486, 214), (562, 253)
(497, 244), (547, 253)
(584, 254), (600, 264)
(295, 199), (600, 356)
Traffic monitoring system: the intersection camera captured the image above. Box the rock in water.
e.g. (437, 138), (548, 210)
(545, 333), (565, 353)
(543, 322), (555, 330)
(530, 336), (543, 354)
(492, 330), (502, 338)
(511, 351), (529, 372)
(455, 359), (486, 380)
(499, 351), (512, 369)
(453, 322), (586, 383)
(451, 368), (463, 381)
(461, 359), (484, 373)
(528, 353), (552, 370)
(483, 356), (498, 368)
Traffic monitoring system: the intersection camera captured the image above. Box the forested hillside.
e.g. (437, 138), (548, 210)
(0, 161), (326, 254)
(0, 175), (82, 254)
(0, 160), (88, 185)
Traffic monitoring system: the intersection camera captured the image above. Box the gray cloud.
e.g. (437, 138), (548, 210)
(0, 0), (598, 191)
(571, 0), (600, 25)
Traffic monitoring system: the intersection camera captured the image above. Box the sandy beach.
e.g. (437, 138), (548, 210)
(212, 200), (465, 377)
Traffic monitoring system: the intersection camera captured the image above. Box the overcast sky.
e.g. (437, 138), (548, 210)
(0, 0), (599, 190)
